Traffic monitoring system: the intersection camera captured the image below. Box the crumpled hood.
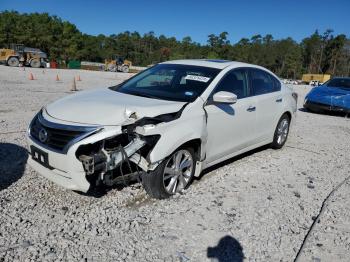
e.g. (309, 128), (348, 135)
(307, 85), (350, 109)
(45, 88), (186, 125)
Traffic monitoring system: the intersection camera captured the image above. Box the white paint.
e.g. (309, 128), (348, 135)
(27, 59), (297, 193)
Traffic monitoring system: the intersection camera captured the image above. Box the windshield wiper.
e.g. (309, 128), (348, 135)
(128, 91), (159, 99)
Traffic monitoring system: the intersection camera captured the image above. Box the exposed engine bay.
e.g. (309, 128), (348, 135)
(75, 108), (185, 188)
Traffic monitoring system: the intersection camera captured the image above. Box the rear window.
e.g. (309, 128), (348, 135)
(250, 69), (280, 95)
(325, 78), (350, 89)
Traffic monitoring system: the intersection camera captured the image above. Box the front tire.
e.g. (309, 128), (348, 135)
(271, 114), (290, 149)
(142, 147), (195, 199)
(7, 57), (19, 67)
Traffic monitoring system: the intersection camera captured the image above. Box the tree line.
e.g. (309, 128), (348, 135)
(1, 11), (349, 78)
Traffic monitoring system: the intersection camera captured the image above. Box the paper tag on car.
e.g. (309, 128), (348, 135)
(185, 75), (210, 83)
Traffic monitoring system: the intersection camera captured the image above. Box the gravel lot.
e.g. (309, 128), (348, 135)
(0, 65), (349, 261)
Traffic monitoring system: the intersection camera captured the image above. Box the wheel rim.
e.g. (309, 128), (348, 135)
(8, 57), (19, 67)
(163, 149), (193, 194)
(31, 60), (40, 68)
(277, 118), (289, 145)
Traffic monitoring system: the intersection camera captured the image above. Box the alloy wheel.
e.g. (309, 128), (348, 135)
(163, 149), (193, 194)
(277, 118), (289, 145)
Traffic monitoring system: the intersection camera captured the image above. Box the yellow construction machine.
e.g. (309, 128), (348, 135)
(302, 74), (331, 84)
(105, 55), (132, 73)
(0, 44), (47, 68)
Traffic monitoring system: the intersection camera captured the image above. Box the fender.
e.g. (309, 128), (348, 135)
(135, 102), (207, 164)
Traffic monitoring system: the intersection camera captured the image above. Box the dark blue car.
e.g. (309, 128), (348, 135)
(304, 77), (350, 114)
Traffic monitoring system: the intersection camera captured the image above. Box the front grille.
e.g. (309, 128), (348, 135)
(30, 115), (86, 151)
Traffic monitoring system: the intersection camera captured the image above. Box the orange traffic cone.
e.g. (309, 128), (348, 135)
(71, 77), (77, 91)
(29, 73), (34, 80)
(55, 74), (60, 81)
(76, 75), (81, 81)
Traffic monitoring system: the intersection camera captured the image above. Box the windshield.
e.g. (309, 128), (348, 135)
(325, 78), (350, 89)
(111, 64), (221, 102)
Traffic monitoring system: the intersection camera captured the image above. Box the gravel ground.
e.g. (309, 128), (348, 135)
(0, 65), (349, 261)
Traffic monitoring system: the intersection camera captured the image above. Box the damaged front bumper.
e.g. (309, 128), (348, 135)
(27, 116), (161, 192)
(27, 136), (95, 193)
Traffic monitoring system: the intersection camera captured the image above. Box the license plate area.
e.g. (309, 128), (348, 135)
(30, 145), (51, 169)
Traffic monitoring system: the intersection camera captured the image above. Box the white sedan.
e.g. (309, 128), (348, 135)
(27, 59), (297, 199)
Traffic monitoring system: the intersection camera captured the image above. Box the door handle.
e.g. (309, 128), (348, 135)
(276, 98), (283, 103)
(247, 106), (256, 112)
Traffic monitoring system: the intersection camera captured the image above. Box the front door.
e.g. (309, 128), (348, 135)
(205, 68), (257, 164)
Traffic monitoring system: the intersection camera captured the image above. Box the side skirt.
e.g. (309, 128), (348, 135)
(202, 139), (272, 170)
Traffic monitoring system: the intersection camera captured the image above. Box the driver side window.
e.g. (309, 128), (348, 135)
(214, 69), (248, 99)
(136, 69), (176, 87)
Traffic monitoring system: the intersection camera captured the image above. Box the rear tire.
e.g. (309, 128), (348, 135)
(30, 59), (41, 68)
(7, 57), (19, 67)
(142, 147), (195, 199)
(271, 114), (290, 149)
(122, 65), (129, 73)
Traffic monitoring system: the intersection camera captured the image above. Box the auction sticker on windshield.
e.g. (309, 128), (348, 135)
(185, 75), (211, 83)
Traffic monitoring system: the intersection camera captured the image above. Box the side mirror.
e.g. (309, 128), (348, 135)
(211, 91), (237, 104)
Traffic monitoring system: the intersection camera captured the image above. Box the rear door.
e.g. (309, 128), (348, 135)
(249, 69), (283, 142)
(205, 68), (257, 164)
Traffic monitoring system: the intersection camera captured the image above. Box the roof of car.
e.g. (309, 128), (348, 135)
(161, 59), (260, 70)
(331, 77), (350, 80)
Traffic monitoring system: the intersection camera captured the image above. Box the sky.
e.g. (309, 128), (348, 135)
(1, 0), (349, 44)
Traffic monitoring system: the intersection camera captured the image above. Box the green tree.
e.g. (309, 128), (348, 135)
(1, 11), (349, 77)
